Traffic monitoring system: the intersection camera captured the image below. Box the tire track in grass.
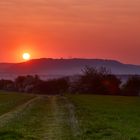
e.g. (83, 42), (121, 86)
(0, 96), (39, 127)
(63, 96), (82, 139)
(43, 96), (81, 140)
(0, 96), (51, 140)
(0, 94), (34, 116)
(0, 95), (81, 139)
(43, 96), (73, 140)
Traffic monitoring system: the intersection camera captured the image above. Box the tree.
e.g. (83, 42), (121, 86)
(122, 76), (140, 96)
(102, 74), (121, 95)
(0, 79), (15, 91)
(15, 75), (41, 93)
(36, 77), (69, 95)
(71, 66), (121, 95)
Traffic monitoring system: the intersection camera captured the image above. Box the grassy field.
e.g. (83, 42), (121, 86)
(0, 92), (140, 139)
(68, 95), (140, 140)
(0, 92), (77, 140)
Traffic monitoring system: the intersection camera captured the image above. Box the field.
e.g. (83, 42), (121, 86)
(0, 92), (140, 139)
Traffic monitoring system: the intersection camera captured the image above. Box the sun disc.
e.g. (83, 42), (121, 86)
(23, 53), (31, 60)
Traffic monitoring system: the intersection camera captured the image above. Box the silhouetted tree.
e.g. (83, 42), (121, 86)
(102, 74), (121, 95)
(122, 76), (140, 96)
(37, 77), (69, 95)
(0, 79), (15, 91)
(70, 66), (121, 95)
(15, 75), (41, 93)
(15, 76), (26, 92)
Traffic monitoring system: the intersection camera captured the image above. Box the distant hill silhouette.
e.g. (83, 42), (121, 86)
(0, 58), (140, 75)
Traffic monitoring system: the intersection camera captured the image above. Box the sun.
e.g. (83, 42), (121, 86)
(22, 53), (31, 60)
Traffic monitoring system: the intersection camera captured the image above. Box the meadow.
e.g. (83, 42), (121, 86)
(0, 92), (140, 140)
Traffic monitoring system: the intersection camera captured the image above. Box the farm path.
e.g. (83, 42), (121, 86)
(43, 96), (81, 140)
(0, 95), (81, 140)
(0, 96), (39, 127)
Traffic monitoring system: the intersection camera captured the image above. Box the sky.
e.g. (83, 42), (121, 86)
(0, 0), (140, 64)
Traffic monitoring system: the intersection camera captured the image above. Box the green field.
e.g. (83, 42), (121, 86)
(0, 92), (140, 140)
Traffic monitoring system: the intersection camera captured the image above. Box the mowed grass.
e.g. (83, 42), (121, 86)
(68, 95), (140, 140)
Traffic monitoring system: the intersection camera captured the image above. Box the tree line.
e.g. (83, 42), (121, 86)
(0, 66), (140, 96)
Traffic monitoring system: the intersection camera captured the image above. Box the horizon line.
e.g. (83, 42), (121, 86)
(0, 57), (138, 66)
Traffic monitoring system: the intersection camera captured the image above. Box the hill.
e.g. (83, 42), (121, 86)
(0, 58), (140, 76)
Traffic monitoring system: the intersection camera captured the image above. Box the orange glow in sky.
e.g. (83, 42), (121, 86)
(0, 0), (140, 64)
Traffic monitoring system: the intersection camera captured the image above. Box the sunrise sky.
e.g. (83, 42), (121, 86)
(0, 0), (140, 64)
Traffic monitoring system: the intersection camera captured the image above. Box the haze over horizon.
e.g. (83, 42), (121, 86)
(0, 0), (140, 64)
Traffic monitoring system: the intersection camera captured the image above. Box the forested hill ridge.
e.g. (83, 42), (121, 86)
(0, 58), (140, 75)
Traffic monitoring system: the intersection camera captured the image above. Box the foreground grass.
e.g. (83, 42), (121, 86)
(1, 92), (140, 139)
(0, 95), (76, 140)
(68, 94), (140, 140)
(0, 91), (34, 116)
